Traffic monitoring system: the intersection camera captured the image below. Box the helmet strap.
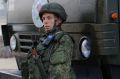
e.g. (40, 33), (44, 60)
(49, 19), (61, 33)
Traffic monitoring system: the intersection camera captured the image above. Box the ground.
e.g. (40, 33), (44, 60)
(0, 58), (18, 69)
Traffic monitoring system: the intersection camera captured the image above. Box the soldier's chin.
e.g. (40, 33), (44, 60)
(45, 29), (51, 33)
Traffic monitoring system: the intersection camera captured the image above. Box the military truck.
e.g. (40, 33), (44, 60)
(0, 0), (120, 79)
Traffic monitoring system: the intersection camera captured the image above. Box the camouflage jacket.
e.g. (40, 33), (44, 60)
(36, 29), (76, 79)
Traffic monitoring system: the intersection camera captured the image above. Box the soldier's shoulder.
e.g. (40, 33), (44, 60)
(60, 34), (73, 42)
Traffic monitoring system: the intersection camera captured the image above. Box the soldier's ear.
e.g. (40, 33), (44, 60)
(54, 17), (62, 26)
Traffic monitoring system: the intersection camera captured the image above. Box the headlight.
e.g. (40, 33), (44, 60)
(10, 35), (17, 50)
(79, 36), (91, 59)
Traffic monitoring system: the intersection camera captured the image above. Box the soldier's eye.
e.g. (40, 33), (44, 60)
(47, 16), (52, 20)
(42, 17), (45, 21)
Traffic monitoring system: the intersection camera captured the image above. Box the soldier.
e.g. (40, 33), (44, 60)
(21, 2), (76, 79)
(36, 2), (76, 79)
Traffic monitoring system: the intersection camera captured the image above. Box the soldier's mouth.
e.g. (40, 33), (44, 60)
(44, 27), (51, 32)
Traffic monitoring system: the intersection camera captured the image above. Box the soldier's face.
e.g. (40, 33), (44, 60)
(42, 13), (57, 32)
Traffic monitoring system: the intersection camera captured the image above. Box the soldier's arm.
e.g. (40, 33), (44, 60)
(49, 35), (74, 79)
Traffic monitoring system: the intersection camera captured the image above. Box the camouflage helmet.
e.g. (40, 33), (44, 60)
(39, 2), (67, 22)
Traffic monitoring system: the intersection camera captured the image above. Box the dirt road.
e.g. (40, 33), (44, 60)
(0, 57), (18, 69)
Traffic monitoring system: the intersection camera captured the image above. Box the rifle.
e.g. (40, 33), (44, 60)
(31, 47), (47, 79)
(21, 37), (47, 79)
(27, 31), (65, 79)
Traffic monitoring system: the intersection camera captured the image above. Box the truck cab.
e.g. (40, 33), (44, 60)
(0, 0), (120, 79)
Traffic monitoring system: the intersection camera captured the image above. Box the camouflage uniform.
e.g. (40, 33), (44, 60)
(49, 34), (75, 79)
(36, 28), (76, 79)
(36, 2), (76, 79)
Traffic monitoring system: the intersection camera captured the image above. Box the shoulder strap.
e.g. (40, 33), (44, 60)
(54, 31), (65, 41)
(51, 31), (75, 49)
(47, 31), (65, 61)
(54, 31), (75, 43)
(64, 32), (75, 44)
